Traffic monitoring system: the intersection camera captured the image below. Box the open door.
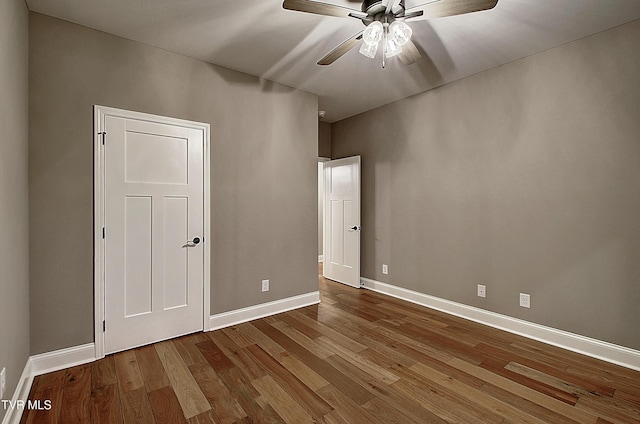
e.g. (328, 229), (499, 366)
(323, 156), (361, 288)
(95, 106), (210, 357)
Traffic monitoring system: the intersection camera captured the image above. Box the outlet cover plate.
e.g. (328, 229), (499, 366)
(262, 279), (269, 292)
(520, 293), (531, 308)
(382, 264), (388, 275)
(477, 284), (486, 298)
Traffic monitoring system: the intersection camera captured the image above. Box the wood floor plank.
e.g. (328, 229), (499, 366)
(155, 341), (211, 419)
(251, 375), (316, 424)
(277, 312), (324, 339)
(287, 309), (368, 353)
(316, 336), (401, 385)
(270, 320), (334, 359)
(244, 344), (333, 419)
(272, 350), (330, 391)
(251, 319), (375, 405)
(216, 367), (285, 424)
(92, 356), (118, 391)
(325, 353), (448, 424)
(135, 344), (170, 392)
(409, 361), (547, 424)
(575, 392), (640, 423)
(174, 334), (209, 367)
(121, 386), (155, 424)
(24, 373), (64, 424)
(476, 343), (616, 397)
(114, 350), (145, 393)
(148, 386), (188, 424)
(480, 357), (580, 405)
(448, 357), (599, 424)
(188, 362), (247, 424)
(317, 384), (382, 424)
(58, 365), (91, 424)
(196, 339), (234, 371)
(186, 410), (220, 424)
(208, 330), (267, 381)
(234, 323), (286, 356)
(220, 326), (255, 348)
(91, 384), (122, 424)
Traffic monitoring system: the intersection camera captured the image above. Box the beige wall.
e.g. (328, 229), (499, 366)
(0, 0), (30, 416)
(318, 121), (332, 158)
(29, 13), (318, 355)
(332, 20), (640, 350)
(318, 122), (331, 257)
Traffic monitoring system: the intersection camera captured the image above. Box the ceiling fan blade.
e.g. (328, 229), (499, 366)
(317, 31), (364, 66)
(283, 0), (366, 19)
(398, 40), (422, 65)
(406, 0), (498, 21)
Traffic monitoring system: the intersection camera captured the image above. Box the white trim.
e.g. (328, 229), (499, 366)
(361, 277), (640, 371)
(209, 291), (320, 331)
(29, 343), (96, 377)
(93, 106), (211, 357)
(2, 344), (95, 424)
(1, 360), (32, 424)
(318, 255), (324, 263)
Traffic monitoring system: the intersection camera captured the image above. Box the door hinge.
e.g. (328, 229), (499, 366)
(102, 227), (105, 239)
(98, 131), (106, 145)
(102, 320), (106, 332)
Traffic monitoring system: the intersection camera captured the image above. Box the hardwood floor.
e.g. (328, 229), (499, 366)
(21, 267), (640, 423)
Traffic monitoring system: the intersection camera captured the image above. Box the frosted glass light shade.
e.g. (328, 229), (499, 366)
(389, 21), (412, 46)
(385, 37), (402, 58)
(359, 41), (379, 59)
(362, 21), (383, 45)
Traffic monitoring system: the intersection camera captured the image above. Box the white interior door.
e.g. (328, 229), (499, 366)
(323, 156), (361, 288)
(103, 112), (205, 354)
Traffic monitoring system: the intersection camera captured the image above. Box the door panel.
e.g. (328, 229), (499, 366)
(163, 196), (189, 310)
(124, 196), (153, 317)
(104, 114), (204, 354)
(324, 156), (361, 288)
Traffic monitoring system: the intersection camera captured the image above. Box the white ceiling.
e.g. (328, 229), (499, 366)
(26, 0), (640, 122)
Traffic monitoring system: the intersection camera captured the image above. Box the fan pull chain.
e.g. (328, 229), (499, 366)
(382, 26), (387, 69)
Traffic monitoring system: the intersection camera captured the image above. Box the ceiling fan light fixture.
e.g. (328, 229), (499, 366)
(362, 21), (383, 45)
(384, 36), (402, 58)
(359, 40), (379, 58)
(389, 20), (412, 46)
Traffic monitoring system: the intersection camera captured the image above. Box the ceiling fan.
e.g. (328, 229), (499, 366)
(282, 0), (498, 67)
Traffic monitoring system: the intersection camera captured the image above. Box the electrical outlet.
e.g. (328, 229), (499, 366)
(1, 367), (6, 399)
(382, 264), (388, 275)
(261, 279), (269, 292)
(520, 293), (531, 308)
(477, 284), (486, 298)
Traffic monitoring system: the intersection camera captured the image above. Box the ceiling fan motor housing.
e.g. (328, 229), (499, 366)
(362, 0), (405, 14)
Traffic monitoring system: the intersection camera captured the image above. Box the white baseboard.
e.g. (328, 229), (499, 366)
(2, 344), (96, 424)
(361, 277), (640, 371)
(1, 360), (33, 424)
(209, 291), (320, 331)
(318, 255), (324, 263)
(29, 343), (96, 377)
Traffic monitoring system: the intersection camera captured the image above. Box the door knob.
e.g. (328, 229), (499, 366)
(348, 225), (361, 232)
(186, 237), (201, 246)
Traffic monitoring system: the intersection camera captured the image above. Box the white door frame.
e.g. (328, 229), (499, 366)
(323, 156), (361, 288)
(93, 105), (211, 359)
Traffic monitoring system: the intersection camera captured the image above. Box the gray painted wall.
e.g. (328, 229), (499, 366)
(0, 0), (30, 416)
(29, 13), (318, 355)
(318, 121), (331, 158)
(332, 20), (640, 350)
(318, 122), (331, 257)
